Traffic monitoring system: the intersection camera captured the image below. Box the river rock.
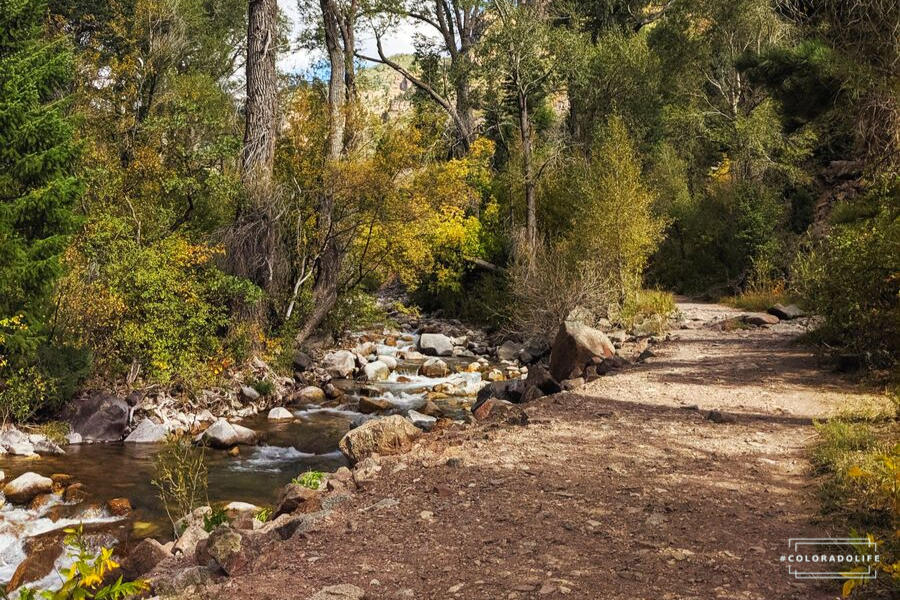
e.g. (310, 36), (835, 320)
(548, 320), (615, 382)
(33, 439), (64, 455)
(377, 355), (398, 370)
(292, 351), (314, 372)
(418, 333), (453, 357)
(497, 340), (524, 361)
(125, 418), (168, 443)
(201, 419), (258, 449)
(323, 350), (357, 378)
(338, 415), (421, 464)
(407, 409), (437, 431)
(400, 349), (426, 361)
(308, 584), (365, 600)
(3, 473), (53, 505)
(239, 385), (261, 402)
(107, 497), (133, 516)
(7, 532), (65, 590)
(474, 379), (527, 407)
(743, 313), (779, 326)
(63, 483), (87, 502)
(274, 483), (323, 518)
(268, 407), (293, 421)
(419, 357), (449, 378)
(65, 432), (83, 445)
(358, 397), (391, 414)
(295, 385), (326, 404)
(171, 525), (208, 560)
(0, 429), (36, 456)
(206, 525), (254, 575)
(362, 360), (390, 382)
(62, 393), (130, 442)
(122, 538), (171, 580)
(769, 304), (805, 320)
(524, 364), (562, 396)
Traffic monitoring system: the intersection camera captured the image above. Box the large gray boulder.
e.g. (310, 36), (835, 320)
(497, 340), (524, 361)
(121, 538), (170, 580)
(0, 429), (36, 456)
(3, 472), (53, 505)
(124, 419), (168, 444)
(322, 350), (357, 378)
(62, 393), (130, 442)
(418, 333), (453, 357)
(201, 419), (258, 449)
(418, 357), (449, 377)
(548, 321), (615, 382)
(769, 304), (805, 320)
(338, 415), (421, 464)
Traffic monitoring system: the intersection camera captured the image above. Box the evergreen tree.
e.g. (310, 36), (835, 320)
(0, 0), (79, 365)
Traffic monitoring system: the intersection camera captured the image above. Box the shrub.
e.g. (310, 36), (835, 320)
(58, 223), (263, 385)
(151, 435), (209, 536)
(249, 378), (274, 397)
(292, 470), (324, 490)
(10, 525), (147, 600)
(202, 507), (230, 533)
(794, 183), (899, 367)
(617, 289), (677, 334)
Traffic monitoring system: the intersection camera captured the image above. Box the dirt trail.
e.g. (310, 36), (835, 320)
(202, 301), (884, 600)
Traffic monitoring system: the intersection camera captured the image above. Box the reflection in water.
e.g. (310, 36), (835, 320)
(0, 410), (352, 538)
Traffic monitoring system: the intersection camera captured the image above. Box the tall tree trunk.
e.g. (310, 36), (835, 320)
(518, 89), (537, 253)
(295, 0), (347, 346)
(242, 0), (278, 188)
(454, 67), (474, 153)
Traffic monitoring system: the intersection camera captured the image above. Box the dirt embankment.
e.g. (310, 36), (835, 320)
(195, 301), (886, 600)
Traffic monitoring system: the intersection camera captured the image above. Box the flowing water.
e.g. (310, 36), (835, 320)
(0, 339), (487, 591)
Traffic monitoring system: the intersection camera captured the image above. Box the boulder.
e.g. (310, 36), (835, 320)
(33, 439), (64, 455)
(338, 415), (421, 464)
(172, 524), (209, 558)
(358, 397), (391, 414)
(239, 385), (261, 401)
(400, 349), (426, 361)
(268, 407), (294, 421)
(124, 419), (168, 444)
(3, 472), (53, 505)
(273, 483), (323, 518)
(362, 360), (390, 382)
(497, 340), (524, 361)
(548, 321), (615, 382)
(561, 377), (585, 390)
(65, 432), (83, 445)
(322, 350), (357, 378)
(474, 379), (527, 407)
(292, 351), (314, 372)
(407, 410), (437, 431)
(295, 385), (326, 404)
(376, 355), (398, 370)
(63, 483), (88, 503)
(524, 364), (562, 396)
(417, 333), (453, 357)
(419, 358), (449, 378)
(62, 393), (129, 442)
(769, 304), (805, 320)
(201, 419), (258, 449)
(743, 313), (779, 326)
(0, 429), (36, 456)
(471, 398), (529, 425)
(206, 525), (252, 575)
(7, 533), (65, 591)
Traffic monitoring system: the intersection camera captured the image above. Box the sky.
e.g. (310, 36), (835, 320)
(277, 1), (432, 74)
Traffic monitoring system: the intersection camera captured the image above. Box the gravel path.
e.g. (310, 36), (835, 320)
(200, 301), (885, 600)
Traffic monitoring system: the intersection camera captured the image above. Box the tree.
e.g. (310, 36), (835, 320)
(359, 0), (490, 154)
(243, 0), (279, 188)
(0, 0), (79, 361)
(481, 0), (574, 253)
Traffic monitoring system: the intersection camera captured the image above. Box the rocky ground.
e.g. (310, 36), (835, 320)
(159, 300), (885, 600)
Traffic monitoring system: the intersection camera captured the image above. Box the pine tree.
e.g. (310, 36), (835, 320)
(0, 0), (79, 362)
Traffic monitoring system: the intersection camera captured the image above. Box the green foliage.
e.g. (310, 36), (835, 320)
(152, 435), (209, 536)
(0, 0), (82, 422)
(795, 183), (900, 367)
(248, 378), (274, 397)
(254, 507), (273, 523)
(59, 224), (262, 384)
(292, 470), (324, 490)
(618, 289), (676, 335)
(9, 525), (148, 600)
(202, 507), (230, 533)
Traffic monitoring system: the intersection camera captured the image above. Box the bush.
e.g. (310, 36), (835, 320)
(617, 289), (677, 334)
(292, 470), (324, 490)
(152, 435), (209, 536)
(58, 222), (262, 385)
(795, 183), (899, 367)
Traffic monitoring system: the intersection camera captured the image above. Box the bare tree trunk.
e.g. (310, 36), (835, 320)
(518, 89), (537, 253)
(242, 0), (278, 188)
(295, 0), (348, 346)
